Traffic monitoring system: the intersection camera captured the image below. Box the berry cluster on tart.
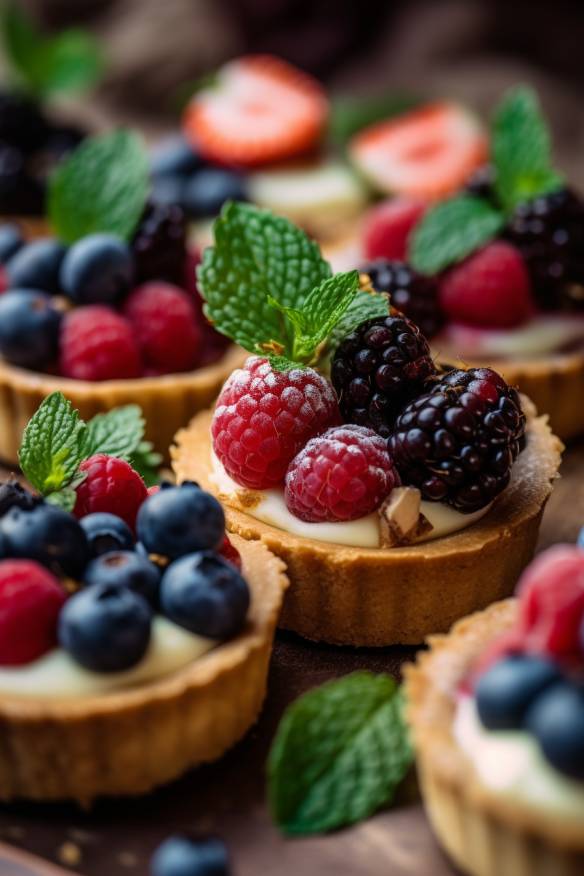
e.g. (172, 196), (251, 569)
(173, 202), (562, 647)
(407, 542), (584, 876)
(0, 397), (286, 803)
(327, 87), (584, 441)
(0, 130), (243, 465)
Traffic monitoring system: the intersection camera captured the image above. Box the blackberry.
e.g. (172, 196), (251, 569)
(0, 480), (39, 517)
(0, 143), (44, 216)
(131, 202), (187, 286)
(464, 164), (497, 202)
(331, 314), (437, 438)
(388, 367), (526, 513)
(504, 188), (584, 311)
(0, 92), (48, 153)
(360, 259), (444, 338)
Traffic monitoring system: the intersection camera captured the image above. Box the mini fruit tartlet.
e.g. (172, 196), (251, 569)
(172, 202), (561, 646)
(0, 130), (244, 465)
(0, 402), (286, 802)
(406, 544), (584, 876)
(327, 87), (584, 441)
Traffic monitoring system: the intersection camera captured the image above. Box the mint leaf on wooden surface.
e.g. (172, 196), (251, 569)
(492, 86), (563, 213)
(268, 672), (413, 835)
(19, 392), (86, 496)
(48, 130), (149, 244)
(83, 405), (144, 461)
(409, 194), (504, 275)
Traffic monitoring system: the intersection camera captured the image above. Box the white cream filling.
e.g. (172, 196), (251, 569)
(210, 452), (490, 548)
(0, 617), (215, 699)
(434, 315), (584, 361)
(454, 694), (584, 822)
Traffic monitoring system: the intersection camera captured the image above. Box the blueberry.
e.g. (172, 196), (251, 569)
(59, 582), (152, 672)
(476, 654), (561, 731)
(0, 223), (23, 263)
(151, 174), (187, 209)
(6, 238), (66, 294)
(60, 233), (134, 305)
(183, 168), (248, 219)
(0, 480), (39, 516)
(525, 681), (584, 780)
(1, 502), (89, 578)
(151, 135), (203, 179)
(151, 835), (230, 876)
(578, 526), (584, 550)
(80, 513), (135, 558)
(161, 551), (249, 639)
(84, 551), (160, 608)
(137, 482), (225, 560)
(0, 289), (62, 369)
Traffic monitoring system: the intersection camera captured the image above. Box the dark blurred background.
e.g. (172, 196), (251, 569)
(4, 0), (584, 183)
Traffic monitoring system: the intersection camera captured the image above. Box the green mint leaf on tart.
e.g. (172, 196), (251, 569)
(409, 194), (505, 275)
(48, 130), (149, 244)
(0, 2), (103, 99)
(45, 487), (78, 513)
(82, 405), (145, 461)
(129, 441), (163, 487)
(19, 392), (87, 496)
(268, 672), (413, 835)
(492, 85), (563, 213)
(328, 290), (390, 355)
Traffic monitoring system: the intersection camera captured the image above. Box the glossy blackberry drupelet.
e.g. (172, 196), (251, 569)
(131, 202), (187, 286)
(503, 188), (584, 310)
(360, 259), (444, 338)
(388, 367), (526, 513)
(331, 314), (437, 438)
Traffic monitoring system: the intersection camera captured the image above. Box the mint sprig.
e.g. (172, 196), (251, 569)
(48, 131), (149, 244)
(19, 393), (160, 505)
(409, 85), (564, 275)
(328, 290), (389, 354)
(268, 672), (413, 835)
(198, 202), (362, 369)
(1, 2), (103, 100)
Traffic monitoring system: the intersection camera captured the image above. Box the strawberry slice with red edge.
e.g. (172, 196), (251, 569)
(349, 102), (488, 200)
(183, 55), (329, 168)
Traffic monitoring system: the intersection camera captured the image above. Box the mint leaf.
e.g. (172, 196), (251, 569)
(46, 488), (78, 513)
(83, 405), (145, 460)
(48, 131), (149, 244)
(409, 195), (504, 275)
(328, 290), (389, 354)
(268, 672), (413, 835)
(130, 441), (162, 487)
(19, 392), (86, 495)
(493, 86), (563, 213)
(0, 3), (102, 99)
(198, 202), (331, 358)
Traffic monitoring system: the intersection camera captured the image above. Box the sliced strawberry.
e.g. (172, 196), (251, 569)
(349, 103), (488, 199)
(363, 197), (427, 260)
(183, 55), (328, 168)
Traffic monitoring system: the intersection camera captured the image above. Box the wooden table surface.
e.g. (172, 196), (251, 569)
(0, 441), (582, 876)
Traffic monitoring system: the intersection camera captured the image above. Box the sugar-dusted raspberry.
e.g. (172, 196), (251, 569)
(74, 455), (148, 531)
(212, 356), (341, 490)
(0, 559), (67, 665)
(285, 424), (398, 522)
(59, 305), (142, 381)
(123, 282), (202, 374)
(517, 545), (584, 664)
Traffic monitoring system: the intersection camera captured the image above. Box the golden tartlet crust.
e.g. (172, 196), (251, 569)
(406, 600), (584, 876)
(0, 345), (246, 465)
(171, 399), (562, 647)
(0, 536), (288, 804)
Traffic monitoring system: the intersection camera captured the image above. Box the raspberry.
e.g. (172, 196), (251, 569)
(0, 265), (7, 294)
(212, 356), (340, 490)
(503, 188), (584, 311)
(363, 197), (427, 262)
(123, 283), (202, 374)
(388, 367), (526, 513)
(131, 202), (187, 286)
(0, 560), (66, 665)
(74, 455), (148, 531)
(517, 545), (584, 664)
(331, 313), (436, 438)
(59, 306), (142, 381)
(219, 535), (242, 570)
(439, 242), (534, 329)
(362, 259), (444, 338)
(285, 424), (399, 522)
